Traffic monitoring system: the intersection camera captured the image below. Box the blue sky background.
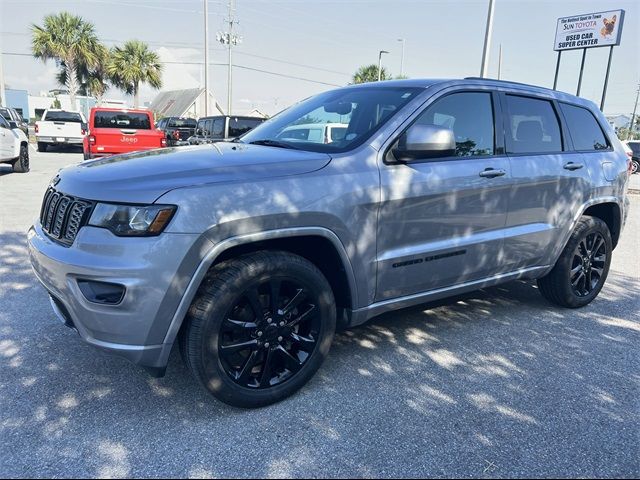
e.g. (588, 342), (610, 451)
(1, 0), (638, 115)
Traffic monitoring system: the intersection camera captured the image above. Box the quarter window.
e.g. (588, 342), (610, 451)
(505, 95), (562, 154)
(560, 103), (609, 151)
(414, 92), (495, 157)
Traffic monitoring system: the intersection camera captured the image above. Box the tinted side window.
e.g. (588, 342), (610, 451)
(203, 119), (213, 136)
(196, 119), (206, 134)
(560, 103), (609, 151)
(229, 118), (263, 138)
(415, 92), (495, 157)
(212, 118), (225, 137)
(505, 95), (562, 154)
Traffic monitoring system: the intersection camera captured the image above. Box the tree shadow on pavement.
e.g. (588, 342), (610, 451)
(1, 230), (638, 478)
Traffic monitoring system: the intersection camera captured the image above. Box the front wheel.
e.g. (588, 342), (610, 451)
(12, 145), (29, 173)
(632, 159), (639, 175)
(537, 216), (612, 308)
(180, 251), (336, 408)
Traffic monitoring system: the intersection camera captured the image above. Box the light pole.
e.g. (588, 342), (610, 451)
(397, 38), (405, 77)
(628, 83), (640, 140)
(378, 50), (389, 82)
(480, 0), (495, 78)
(203, 0), (209, 116)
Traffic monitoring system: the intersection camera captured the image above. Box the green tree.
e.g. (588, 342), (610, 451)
(108, 40), (163, 108)
(31, 12), (101, 110)
(57, 43), (111, 106)
(352, 64), (392, 84)
(51, 96), (62, 109)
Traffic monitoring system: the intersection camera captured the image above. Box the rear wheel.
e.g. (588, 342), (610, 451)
(37, 142), (47, 152)
(537, 216), (612, 308)
(181, 251), (336, 408)
(12, 145), (29, 173)
(632, 159), (639, 175)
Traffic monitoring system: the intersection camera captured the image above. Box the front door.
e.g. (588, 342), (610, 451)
(376, 90), (511, 301)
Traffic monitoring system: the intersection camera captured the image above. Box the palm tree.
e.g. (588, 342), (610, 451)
(57, 44), (111, 106)
(32, 12), (100, 110)
(352, 64), (392, 84)
(108, 40), (162, 108)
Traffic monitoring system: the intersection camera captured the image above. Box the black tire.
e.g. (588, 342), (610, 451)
(537, 216), (612, 308)
(180, 251), (336, 408)
(632, 159), (639, 175)
(12, 144), (29, 173)
(37, 142), (47, 152)
(83, 150), (92, 161)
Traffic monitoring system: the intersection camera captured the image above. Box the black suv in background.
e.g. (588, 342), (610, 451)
(188, 115), (265, 145)
(0, 107), (29, 136)
(156, 117), (197, 146)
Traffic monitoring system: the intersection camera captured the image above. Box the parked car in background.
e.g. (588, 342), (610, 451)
(83, 107), (166, 160)
(188, 115), (265, 145)
(28, 78), (629, 408)
(35, 109), (86, 152)
(0, 114), (29, 172)
(0, 106), (29, 137)
(277, 122), (348, 144)
(625, 141), (639, 174)
(156, 117), (197, 146)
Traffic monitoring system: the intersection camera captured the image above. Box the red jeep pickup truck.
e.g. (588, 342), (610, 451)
(83, 107), (166, 159)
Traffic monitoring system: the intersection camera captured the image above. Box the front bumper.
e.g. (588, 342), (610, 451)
(28, 223), (201, 370)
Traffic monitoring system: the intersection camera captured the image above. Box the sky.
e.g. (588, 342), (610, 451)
(1, 0), (638, 116)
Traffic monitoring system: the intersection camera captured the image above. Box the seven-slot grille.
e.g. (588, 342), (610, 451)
(39, 188), (94, 246)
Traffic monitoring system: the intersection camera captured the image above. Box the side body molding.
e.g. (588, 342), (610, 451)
(161, 226), (358, 347)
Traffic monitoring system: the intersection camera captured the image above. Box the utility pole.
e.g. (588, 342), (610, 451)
(218, 0), (241, 116)
(628, 83), (640, 140)
(378, 50), (389, 82)
(497, 44), (502, 80)
(480, 0), (495, 78)
(397, 38), (405, 77)
(203, 0), (210, 116)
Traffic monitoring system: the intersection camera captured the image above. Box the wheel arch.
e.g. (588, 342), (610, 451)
(161, 227), (358, 349)
(583, 201), (622, 249)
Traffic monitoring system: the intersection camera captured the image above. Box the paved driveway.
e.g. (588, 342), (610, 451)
(1, 150), (639, 478)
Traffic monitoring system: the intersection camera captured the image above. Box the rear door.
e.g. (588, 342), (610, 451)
(500, 92), (592, 270)
(376, 89), (511, 301)
(92, 110), (161, 154)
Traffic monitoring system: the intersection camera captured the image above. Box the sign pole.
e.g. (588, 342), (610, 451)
(600, 45), (615, 111)
(576, 48), (587, 96)
(553, 51), (562, 90)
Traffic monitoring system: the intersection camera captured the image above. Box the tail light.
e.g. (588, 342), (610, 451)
(35, 124), (39, 134)
(173, 130), (180, 140)
(161, 137), (167, 147)
(89, 135), (96, 144)
(81, 128), (87, 135)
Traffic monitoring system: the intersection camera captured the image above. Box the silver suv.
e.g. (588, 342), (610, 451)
(28, 79), (630, 408)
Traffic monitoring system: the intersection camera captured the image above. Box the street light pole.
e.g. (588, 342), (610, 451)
(628, 83), (640, 140)
(378, 50), (389, 82)
(480, 0), (495, 78)
(203, 0), (209, 116)
(397, 38), (405, 77)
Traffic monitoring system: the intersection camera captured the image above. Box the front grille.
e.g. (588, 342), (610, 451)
(40, 188), (93, 246)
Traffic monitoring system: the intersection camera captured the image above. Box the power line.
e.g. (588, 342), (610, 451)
(232, 65), (342, 87)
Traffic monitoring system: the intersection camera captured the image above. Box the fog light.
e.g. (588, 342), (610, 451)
(77, 280), (126, 305)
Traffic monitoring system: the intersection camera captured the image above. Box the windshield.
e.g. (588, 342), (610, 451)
(241, 86), (422, 153)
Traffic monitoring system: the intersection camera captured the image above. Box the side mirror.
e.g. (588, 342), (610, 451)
(196, 128), (203, 135)
(392, 124), (456, 162)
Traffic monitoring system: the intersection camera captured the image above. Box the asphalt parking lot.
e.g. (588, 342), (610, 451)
(1, 148), (639, 478)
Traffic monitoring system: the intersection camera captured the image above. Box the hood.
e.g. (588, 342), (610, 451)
(54, 143), (331, 203)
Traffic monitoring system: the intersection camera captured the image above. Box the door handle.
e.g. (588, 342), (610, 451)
(479, 168), (506, 178)
(564, 162), (584, 171)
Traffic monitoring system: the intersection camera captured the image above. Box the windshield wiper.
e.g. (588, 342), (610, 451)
(248, 139), (298, 150)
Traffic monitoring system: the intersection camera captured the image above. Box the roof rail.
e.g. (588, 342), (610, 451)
(463, 77), (552, 90)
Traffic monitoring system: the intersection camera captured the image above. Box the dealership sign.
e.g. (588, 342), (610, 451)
(554, 10), (625, 51)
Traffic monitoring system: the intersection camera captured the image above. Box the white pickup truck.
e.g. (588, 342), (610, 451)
(35, 109), (87, 152)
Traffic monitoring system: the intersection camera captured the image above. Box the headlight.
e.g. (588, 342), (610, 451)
(88, 203), (176, 236)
